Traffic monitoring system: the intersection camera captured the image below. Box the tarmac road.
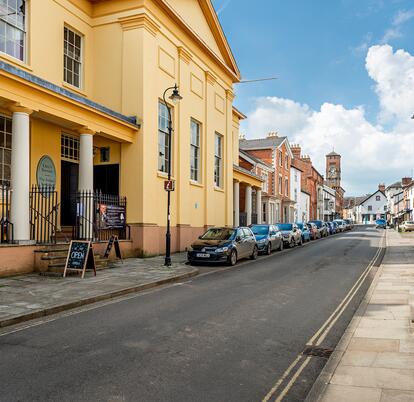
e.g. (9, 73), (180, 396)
(0, 225), (383, 402)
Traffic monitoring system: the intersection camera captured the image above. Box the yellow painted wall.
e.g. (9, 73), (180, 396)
(0, 0), (241, 253)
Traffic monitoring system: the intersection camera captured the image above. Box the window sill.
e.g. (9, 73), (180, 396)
(62, 82), (87, 97)
(214, 186), (225, 193)
(0, 53), (32, 72)
(189, 180), (204, 188)
(157, 171), (175, 180)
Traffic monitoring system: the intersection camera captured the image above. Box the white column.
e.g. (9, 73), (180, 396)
(233, 181), (240, 227)
(245, 185), (252, 226)
(256, 189), (262, 224)
(10, 107), (32, 242)
(78, 130), (94, 191)
(78, 129), (95, 239)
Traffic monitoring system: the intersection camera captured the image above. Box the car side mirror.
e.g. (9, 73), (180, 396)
(236, 236), (241, 242)
(198, 235), (203, 239)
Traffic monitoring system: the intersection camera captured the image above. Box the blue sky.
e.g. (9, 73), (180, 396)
(212, 0), (414, 195)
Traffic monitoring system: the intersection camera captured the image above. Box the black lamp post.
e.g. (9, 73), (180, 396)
(163, 84), (182, 267)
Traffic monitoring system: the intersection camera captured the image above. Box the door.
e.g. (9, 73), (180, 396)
(94, 164), (119, 195)
(61, 161), (79, 226)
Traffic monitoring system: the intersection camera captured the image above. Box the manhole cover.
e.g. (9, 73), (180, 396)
(302, 345), (334, 359)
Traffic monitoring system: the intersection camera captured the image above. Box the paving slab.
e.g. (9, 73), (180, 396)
(307, 229), (414, 402)
(0, 253), (198, 328)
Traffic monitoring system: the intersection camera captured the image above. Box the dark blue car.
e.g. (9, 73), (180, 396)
(250, 224), (284, 254)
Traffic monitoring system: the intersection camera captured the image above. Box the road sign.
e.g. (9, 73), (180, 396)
(164, 180), (175, 191)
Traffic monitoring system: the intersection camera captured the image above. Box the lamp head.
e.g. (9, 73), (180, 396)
(169, 84), (183, 104)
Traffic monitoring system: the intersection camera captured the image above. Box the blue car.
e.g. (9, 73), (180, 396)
(326, 221), (336, 235)
(250, 224), (284, 254)
(296, 223), (311, 242)
(375, 218), (386, 229)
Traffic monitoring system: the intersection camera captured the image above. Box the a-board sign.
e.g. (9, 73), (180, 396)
(63, 240), (96, 278)
(104, 235), (122, 261)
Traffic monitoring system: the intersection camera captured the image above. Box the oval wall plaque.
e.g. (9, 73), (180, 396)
(36, 155), (56, 188)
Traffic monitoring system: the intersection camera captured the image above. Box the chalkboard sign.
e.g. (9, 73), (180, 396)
(104, 235), (122, 261)
(63, 240), (96, 278)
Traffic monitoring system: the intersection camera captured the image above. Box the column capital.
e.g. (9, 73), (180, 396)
(205, 70), (217, 85)
(225, 89), (235, 102)
(178, 46), (192, 64)
(77, 127), (96, 135)
(8, 102), (33, 115)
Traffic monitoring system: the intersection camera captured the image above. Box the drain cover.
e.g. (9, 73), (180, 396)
(302, 345), (334, 359)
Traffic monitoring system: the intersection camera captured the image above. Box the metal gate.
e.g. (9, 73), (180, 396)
(0, 184), (13, 243)
(29, 185), (59, 244)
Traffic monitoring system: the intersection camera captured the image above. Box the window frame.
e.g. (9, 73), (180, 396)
(214, 132), (223, 188)
(190, 118), (201, 182)
(0, 0), (27, 62)
(61, 133), (80, 163)
(158, 100), (173, 174)
(278, 175), (282, 195)
(63, 25), (83, 89)
(0, 114), (12, 186)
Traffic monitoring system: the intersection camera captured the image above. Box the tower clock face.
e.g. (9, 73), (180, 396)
(329, 166), (337, 178)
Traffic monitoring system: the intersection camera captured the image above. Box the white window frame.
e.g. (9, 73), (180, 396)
(64, 25), (83, 89)
(190, 119), (201, 182)
(61, 133), (80, 162)
(0, 114), (12, 185)
(0, 0), (26, 61)
(214, 133), (223, 188)
(158, 101), (172, 174)
(262, 171), (268, 193)
(278, 175), (282, 195)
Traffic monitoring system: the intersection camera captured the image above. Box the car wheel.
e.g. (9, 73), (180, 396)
(250, 245), (258, 260)
(265, 242), (272, 255)
(279, 241), (284, 251)
(299, 237), (303, 246)
(227, 249), (237, 266)
(289, 238), (295, 248)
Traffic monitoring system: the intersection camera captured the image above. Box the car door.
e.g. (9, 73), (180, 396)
(243, 228), (255, 256)
(235, 228), (245, 257)
(269, 225), (277, 250)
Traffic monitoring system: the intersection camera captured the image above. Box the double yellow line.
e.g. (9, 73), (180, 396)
(262, 230), (386, 402)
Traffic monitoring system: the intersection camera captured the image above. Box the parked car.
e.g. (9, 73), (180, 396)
(332, 221), (339, 233)
(344, 219), (354, 230)
(296, 223), (311, 242)
(326, 221), (336, 235)
(188, 227), (258, 266)
(250, 224), (284, 254)
(401, 221), (414, 232)
(308, 220), (328, 237)
(306, 222), (319, 240)
(375, 219), (387, 229)
(333, 219), (346, 232)
(277, 223), (302, 247)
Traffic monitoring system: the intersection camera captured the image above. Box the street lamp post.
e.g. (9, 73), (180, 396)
(163, 84), (182, 267)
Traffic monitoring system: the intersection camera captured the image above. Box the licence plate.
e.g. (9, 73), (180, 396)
(196, 253), (210, 258)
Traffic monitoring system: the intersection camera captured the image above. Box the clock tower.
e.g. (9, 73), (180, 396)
(326, 151), (341, 189)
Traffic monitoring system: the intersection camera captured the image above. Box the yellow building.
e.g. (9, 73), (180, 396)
(0, 0), (244, 275)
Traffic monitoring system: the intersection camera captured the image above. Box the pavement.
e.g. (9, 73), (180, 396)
(308, 228), (414, 402)
(0, 252), (197, 328)
(0, 225), (383, 402)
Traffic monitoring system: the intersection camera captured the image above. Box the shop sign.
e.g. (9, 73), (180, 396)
(36, 156), (56, 188)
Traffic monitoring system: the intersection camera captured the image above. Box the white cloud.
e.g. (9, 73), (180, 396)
(242, 45), (414, 195)
(380, 8), (414, 43)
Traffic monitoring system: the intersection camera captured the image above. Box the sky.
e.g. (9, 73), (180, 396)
(211, 0), (414, 195)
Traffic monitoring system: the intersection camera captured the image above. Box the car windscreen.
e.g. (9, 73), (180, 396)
(407, 221), (414, 224)
(200, 228), (235, 240)
(376, 219), (386, 224)
(278, 224), (293, 230)
(250, 225), (269, 235)
(296, 223), (304, 229)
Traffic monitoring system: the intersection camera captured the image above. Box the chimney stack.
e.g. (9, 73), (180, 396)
(378, 183), (385, 192)
(267, 131), (278, 138)
(291, 143), (301, 159)
(402, 177), (412, 187)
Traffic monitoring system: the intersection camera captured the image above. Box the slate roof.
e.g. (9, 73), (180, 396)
(239, 136), (286, 150)
(386, 181), (402, 190)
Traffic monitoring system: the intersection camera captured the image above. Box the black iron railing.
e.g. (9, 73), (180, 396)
(73, 191), (129, 241)
(29, 185), (59, 244)
(0, 184), (13, 243)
